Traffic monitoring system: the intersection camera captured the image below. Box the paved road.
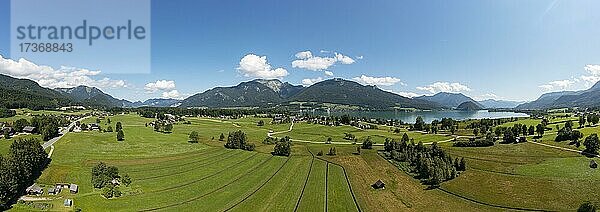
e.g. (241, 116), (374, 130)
(267, 120), (458, 146)
(41, 116), (89, 149)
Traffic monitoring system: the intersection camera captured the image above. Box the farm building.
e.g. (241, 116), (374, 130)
(69, 184), (79, 193)
(64, 199), (73, 207)
(591, 160), (598, 169)
(22, 126), (36, 133)
(25, 184), (43, 195)
(372, 180), (385, 189)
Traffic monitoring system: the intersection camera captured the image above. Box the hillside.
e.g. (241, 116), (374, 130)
(130, 98), (182, 107)
(516, 82), (600, 109)
(56, 86), (131, 108)
(0, 74), (72, 109)
(180, 79), (286, 108)
(456, 101), (483, 111)
(415, 92), (482, 109)
(290, 78), (442, 109)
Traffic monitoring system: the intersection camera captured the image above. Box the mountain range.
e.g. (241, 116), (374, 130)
(4, 73), (600, 110)
(515, 81), (600, 109)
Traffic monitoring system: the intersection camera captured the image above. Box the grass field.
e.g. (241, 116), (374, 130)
(11, 114), (360, 211)
(9, 112), (600, 211)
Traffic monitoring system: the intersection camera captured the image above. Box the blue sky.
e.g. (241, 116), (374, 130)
(1, 0), (600, 102)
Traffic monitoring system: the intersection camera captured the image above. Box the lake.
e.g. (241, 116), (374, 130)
(308, 110), (529, 124)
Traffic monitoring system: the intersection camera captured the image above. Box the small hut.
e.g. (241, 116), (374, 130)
(69, 184), (78, 194)
(591, 160), (598, 169)
(64, 199), (73, 207)
(372, 180), (385, 189)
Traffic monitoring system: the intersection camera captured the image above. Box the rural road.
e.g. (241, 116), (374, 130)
(41, 116), (89, 150)
(267, 120), (458, 146)
(528, 141), (600, 158)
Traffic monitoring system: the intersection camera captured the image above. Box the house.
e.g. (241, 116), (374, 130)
(111, 179), (120, 185)
(22, 126), (36, 134)
(372, 180), (385, 189)
(64, 199), (73, 207)
(69, 184), (78, 194)
(591, 160), (598, 169)
(89, 123), (100, 131)
(48, 187), (57, 195)
(26, 184), (43, 195)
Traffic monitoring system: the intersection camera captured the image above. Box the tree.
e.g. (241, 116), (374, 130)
(116, 130), (125, 141)
(328, 147), (337, 156)
(528, 125), (535, 135)
(361, 137), (373, 149)
(583, 133), (600, 155)
(106, 126), (113, 132)
(503, 129), (515, 143)
(116, 122), (123, 132)
(189, 131), (199, 143)
(273, 137), (291, 156)
(13, 118), (29, 132)
(401, 133), (409, 143)
(164, 123), (173, 133)
(414, 116), (425, 131)
(536, 124), (545, 137)
(107, 118), (111, 124)
(578, 201), (596, 212)
(450, 126), (456, 135)
(257, 120), (264, 126)
(472, 128), (479, 137)
(224, 130), (254, 151)
(96, 118), (101, 124)
(219, 133), (225, 141)
(579, 116), (587, 128)
(3, 130), (9, 139)
(458, 158), (466, 171)
(356, 146), (361, 155)
(153, 122), (160, 132)
(326, 137), (332, 144)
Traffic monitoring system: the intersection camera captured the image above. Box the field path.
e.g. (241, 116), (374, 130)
(528, 141), (599, 158)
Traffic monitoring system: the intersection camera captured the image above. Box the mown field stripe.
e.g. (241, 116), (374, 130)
(138, 155), (274, 212)
(139, 152), (259, 194)
(135, 150), (241, 181)
(437, 187), (554, 212)
(223, 156), (291, 211)
(293, 147), (315, 212)
(125, 149), (229, 173)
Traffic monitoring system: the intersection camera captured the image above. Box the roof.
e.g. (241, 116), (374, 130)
(373, 179), (385, 188)
(64, 199), (72, 206)
(23, 126), (35, 132)
(69, 184), (78, 191)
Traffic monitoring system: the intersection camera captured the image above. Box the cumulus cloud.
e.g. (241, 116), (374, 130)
(292, 51), (355, 71)
(395, 91), (421, 98)
(144, 80), (176, 93)
(581, 64), (600, 85)
(295, 51), (313, 60)
(161, 90), (181, 99)
(237, 54), (288, 79)
(356, 56), (364, 60)
(324, 71), (334, 76)
(416, 82), (471, 94)
(0, 55), (127, 89)
(352, 75), (402, 86)
(539, 79), (575, 91)
(301, 77), (324, 86)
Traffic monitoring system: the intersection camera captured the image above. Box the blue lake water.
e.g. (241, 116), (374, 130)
(309, 110), (529, 124)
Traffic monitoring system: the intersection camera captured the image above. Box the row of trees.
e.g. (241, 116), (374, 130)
(30, 115), (67, 141)
(0, 138), (48, 209)
(272, 136), (291, 156)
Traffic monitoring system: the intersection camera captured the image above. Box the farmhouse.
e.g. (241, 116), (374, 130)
(25, 184), (43, 195)
(591, 160), (598, 169)
(22, 126), (36, 133)
(69, 184), (79, 193)
(372, 180), (385, 189)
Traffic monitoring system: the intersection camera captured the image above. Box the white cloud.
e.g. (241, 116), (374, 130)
(291, 51), (356, 71)
(395, 91), (421, 98)
(352, 75), (402, 86)
(416, 82), (471, 94)
(144, 80), (176, 93)
(295, 51), (313, 60)
(356, 56), (364, 60)
(237, 54), (288, 79)
(538, 79), (575, 91)
(581, 64), (600, 85)
(334, 53), (355, 65)
(0, 55), (127, 89)
(161, 90), (181, 99)
(324, 71), (334, 76)
(302, 77), (324, 86)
